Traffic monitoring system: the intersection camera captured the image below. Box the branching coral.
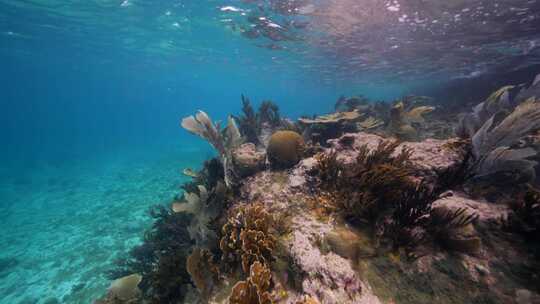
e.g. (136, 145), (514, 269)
(316, 140), (413, 223)
(229, 261), (273, 304)
(220, 203), (277, 275)
(258, 100), (281, 128)
(181, 111), (243, 187)
(383, 181), (438, 251)
(236, 95), (261, 145)
(234, 96), (285, 147)
(315, 150), (342, 190)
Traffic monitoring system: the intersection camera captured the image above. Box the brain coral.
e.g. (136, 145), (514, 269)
(267, 130), (305, 169)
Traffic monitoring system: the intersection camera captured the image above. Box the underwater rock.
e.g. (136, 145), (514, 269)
(432, 192), (508, 225)
(267, 130), (305, 169)
(327, 132), (463, 179)
(322, 226), (370, 261)
(232, 143), (266, 178)
(286, 216), (381, 304)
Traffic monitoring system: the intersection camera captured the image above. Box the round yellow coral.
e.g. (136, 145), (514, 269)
(267, 131), (305, 169)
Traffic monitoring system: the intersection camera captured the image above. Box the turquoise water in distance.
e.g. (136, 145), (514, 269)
(1, 0), (540, 303)
(1, 3), (405, 303)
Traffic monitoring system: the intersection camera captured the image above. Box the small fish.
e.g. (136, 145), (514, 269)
(183, 168), (199, 178)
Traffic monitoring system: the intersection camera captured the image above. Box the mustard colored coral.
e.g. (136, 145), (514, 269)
(267, 130), (305, 169)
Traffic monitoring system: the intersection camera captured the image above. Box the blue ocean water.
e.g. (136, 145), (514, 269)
(2, 1), (540, 303)
(0, 3), (406, 303)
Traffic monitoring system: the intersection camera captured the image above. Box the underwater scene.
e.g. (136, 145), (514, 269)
(2, 0), (540, 303)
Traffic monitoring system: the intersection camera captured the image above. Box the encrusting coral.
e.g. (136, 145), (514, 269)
(267, 130), (305, 169)
(220, 203), (277, 275)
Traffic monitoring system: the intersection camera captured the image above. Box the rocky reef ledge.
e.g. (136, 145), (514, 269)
(96, 78), (540, 304)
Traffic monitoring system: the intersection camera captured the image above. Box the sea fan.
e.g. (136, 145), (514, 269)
(181, 110), (243, 186)
(472, 98), (540, 157)
(468, 98), (540, 183)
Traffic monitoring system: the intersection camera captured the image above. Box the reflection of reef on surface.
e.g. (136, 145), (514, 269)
(98, 74), (540, 304)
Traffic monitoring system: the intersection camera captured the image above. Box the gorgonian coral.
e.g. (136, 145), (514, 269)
(383, 181), (438, 252)
(317, 140), (414, 222)
(220, 203), (277, 275)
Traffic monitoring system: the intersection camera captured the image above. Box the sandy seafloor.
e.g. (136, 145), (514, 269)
(0, 144), (209, 304)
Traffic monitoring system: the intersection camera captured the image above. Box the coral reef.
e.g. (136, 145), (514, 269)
(267, 130), (305, 169)
(219, 203), (277, 275)
(98, 75), (540, 304)
(181, 157), (225, 195)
